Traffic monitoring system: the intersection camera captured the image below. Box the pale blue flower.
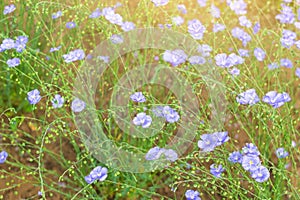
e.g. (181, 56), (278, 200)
(251, 166), (270, 182)
(210, 164), (225, 178)
(130, 92), (146, 102)
(71, 98), (86, 112)
(276, 147), (289, 158)
(133, 112), (152, 128)
(27, 89), (42, 105)
(188, 19), (206, 40)
(3, 4), (16, 15)
(51, 94), (64, 108)
(7, 58), (21, 67)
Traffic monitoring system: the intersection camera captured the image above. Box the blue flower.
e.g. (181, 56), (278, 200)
(15, 36), (28, 52)
(50, 45), (62, 53)
(85, 166), (108, 184)
(296, 68), (300, 78)
(198, 133), (218, 152)
(71, 98), (86, 112)
(241, 155), (260, 172)
(236, 89), (260, 105)
(275, 4), (295, 24)
(1, 38), (15, 50)
(3, 4), (16, 15)
(227, 53), (244, 66)
(121, 21), (136, 32)
(130, 92), (146, 102)
(145, 147), (178, 162)
(197, 0), (206, 7)
(51, 94), (64, 108)
(213, 23), (226, 33)
(66, 22), (76, 29)
(98, 55), (110, 63)
(229, 67), (240, 76)
(242, 143), (260, 156)
(210, 164), (225, 178)
(151, 106), (165, 117)
(281, 29), (296, 48)
(133, 112), (152, 128)
(198, 44), (212, 57)
(211, 5), (220, 18)
(276, 147), (289, 158)
(280, 58), (293, 68)
(251, 166), (270, 182)
(0, 151), (8, 164)
(215, 53), (230, 68)
(172, 16), (184, 26)
(27, 89), (42, 105)
(110, 34), (124, 44)
(7, 58), (21, 67)
(145, 146), (164, 160)
(185, 189), (201, 200)
(63, 49), (85, 63)
(239, 16), (252, 28)
(162, 149), (178, 162)
(254, 48), (266, 61)
(104, 10), (123, 25)
(161, 106), (180, 123)
(262, 91), (291, 108)
(253, 22), (260, 34)
(213, 131), (230, 146)
(188, 56), (206, 65)
(238, 49), (249, 57)
(163, 49), (187, 67)
(268, 63), (279, 70)
(151, 0), (169, 6)
(188, 19), (206, 40)
(52, 11), (62, 19)
(231, 27), (251, 46)
(296, 40), (300, 49)
(177, 4), (187, 14)
(228, 0), (247, 15)
(228, 151), (243, 163)
(89, 8), (102, 18)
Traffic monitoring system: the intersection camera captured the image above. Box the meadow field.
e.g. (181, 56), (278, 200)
(0, 0), (299, 199)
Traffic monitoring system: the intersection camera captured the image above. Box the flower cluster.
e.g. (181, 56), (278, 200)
(228, 0), (247, 15)
(145, 146), (178, 162)
(236, 89), (290, 108)
(231, 27), (251, 46)
(229, 143), (270, 182)
(262, 91), (291, 108)
(1, 35), (28, 53)
(84, 166), (108, 184)
(62, 49), (85, 63)
(198, 131), (230, 152)
(163, 49), (188, 67)
(152, 106), (180, 123)
(281, 29), (297, 48)
(214, 53), (244, 68)
(275, 3), (295, 24)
